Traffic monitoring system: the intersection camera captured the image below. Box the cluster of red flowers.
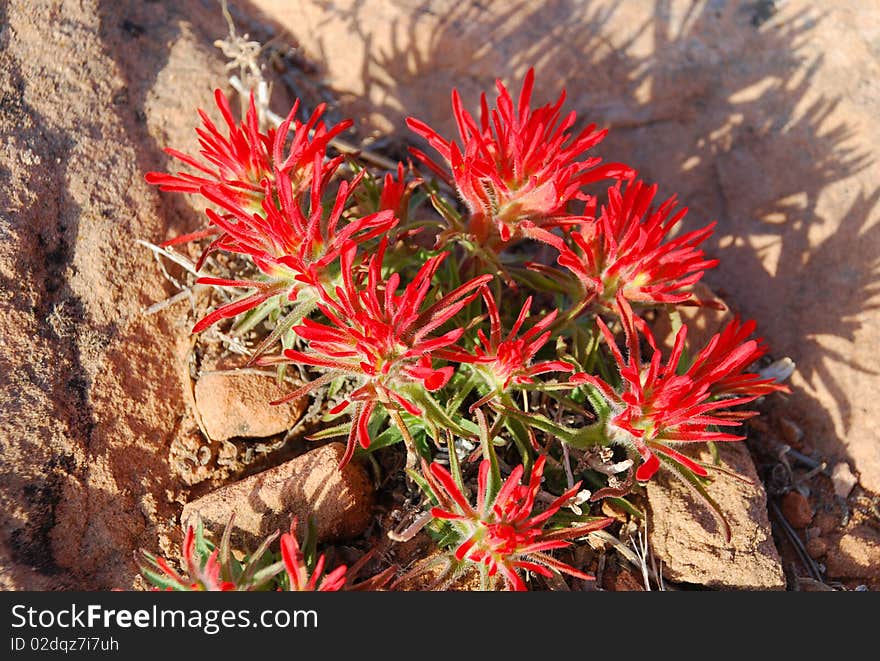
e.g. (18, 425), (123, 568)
(572, 293), (788, 483)
(424, 455), (612, 590)
(145, 69), (788, 590)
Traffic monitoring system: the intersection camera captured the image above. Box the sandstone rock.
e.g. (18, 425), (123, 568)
(647, 442), (785, 590)
(805, 537), (828, 560)
(181, 443), (373, 547)
(824, 525), (880, 580)
(0, 0), (231, 588)
(194, 370), (308, 441)
(780, 491), (814, 529)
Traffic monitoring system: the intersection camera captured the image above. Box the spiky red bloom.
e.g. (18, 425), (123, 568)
(378, 161), (421, 223)
(406, 69), (631, 248)
(140, 525), (235, 592)
(441, 290), (573, 407)
(280, 520), (347, 592)
(190, 166), (396, 333)
(531, 179), (718, 316)
(574, 295), (789, 482)
(273, 243), (492, 466)
(425, 456), (612, 591)
(146, 89), (351, 216)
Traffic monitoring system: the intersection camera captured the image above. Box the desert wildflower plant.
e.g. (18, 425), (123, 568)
(142, 65), (790, 591)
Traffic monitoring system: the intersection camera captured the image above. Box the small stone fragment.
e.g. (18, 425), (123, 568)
(194, 370), (307, 441)
(805, 537), (828, 560)
(824, 525), (880, 580)
(814, 512), (840, 536)
(780, 491), (813, 528)
(831, 462), (858, 499)
(647, 442), (785, 590)
(778, 417), (804, 446)
(181, 443), (374, 547)
(605, 567), (645, 592)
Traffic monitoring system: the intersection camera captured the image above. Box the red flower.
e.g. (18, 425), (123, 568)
(531, 179), (718, 316)
(441, 289), (574, 408)
(146, 89), (351, 216)
(574, 295), (789, 483)
(280, 519), (347, 592)
(425, 456), (612, 591)
(378, 161), (421, 223)
(407, 69), (631, 248)
(190, 165), (396, 334)
(271, 242), (492, 466)
(139, 525), (235, 591)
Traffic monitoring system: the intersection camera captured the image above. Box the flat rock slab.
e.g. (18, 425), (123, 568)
(647, 442), (785, 590)
(181, 443), (373, 548)
(194, 370), (308, 441)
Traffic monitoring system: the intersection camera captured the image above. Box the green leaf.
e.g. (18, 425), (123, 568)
(492, 403), (607, 449)
(307, 422), (352, 441)
(476, 410), (501, 507)
(409, 388), (472, 438)
(609, 497), (644, 520)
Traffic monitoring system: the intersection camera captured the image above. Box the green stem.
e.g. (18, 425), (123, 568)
(498, 392), (534, 471)
(496, 404), (608, 450)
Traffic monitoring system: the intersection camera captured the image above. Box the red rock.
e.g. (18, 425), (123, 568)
(780, 491), (814, 528)
(181, 443), (374, 546)
(647, 443), (785, 590)
(194, 370), (307, 441)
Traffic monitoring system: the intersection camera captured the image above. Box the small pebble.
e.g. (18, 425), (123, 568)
(194, 370), (307, 441)
(831, 462), (858, 499)
(813, 512), (839, 536)
(781, 491), (813, 528)
(605, 568), (645, 592)
(805, 537), (828, 559)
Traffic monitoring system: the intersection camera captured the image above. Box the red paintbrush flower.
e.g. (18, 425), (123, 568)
(280, 519), (347, 592)
(378, 161), (421, 223)
(146, 89), (351, 217)
(406, 69), (631, 249)
(139, 524), (235, 591)
(530, 178), (718, 316)
(138, 519), (287, 592)
(189, 164), (396, 334)
(424, 455), (612, 591)
(270, 242), (492, 466)
(440, 289), (574, 408)
(573, 295), (789, 484)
